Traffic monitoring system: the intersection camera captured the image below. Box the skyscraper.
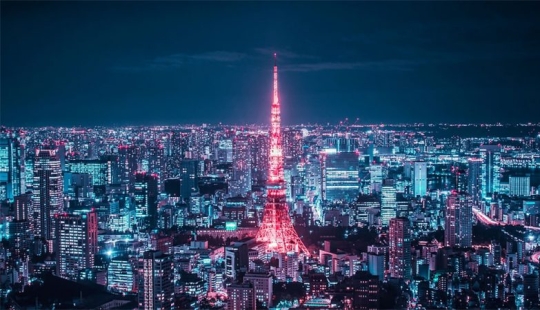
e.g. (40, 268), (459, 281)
(227, 282), (256, 310)
(321, 151), (359, 202)
(133, 172), (159, 230)
(230, 134), (252, 197)
(509, 176), (530, 197)
(389, 217), (411, 279)
(179, 159), (200, 201)
(140, 250), (174, 310)
(413, 161), (427, 197)
(480, 145), (501, 199)
(0, 131), (23, 201)
(108, 256), (136, 294)
(32, 148), (63, 241)
(380, 180), (397, 226)
(256, 54), (308, 255)
(467, 158), (482, 205)
(244, 272), (273, 308)
(445, 192), (473, 248)
(55, 210), (98, 281)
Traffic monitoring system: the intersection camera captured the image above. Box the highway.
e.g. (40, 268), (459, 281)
(472, 208), (540, 231)
(472, 208), (540, 263)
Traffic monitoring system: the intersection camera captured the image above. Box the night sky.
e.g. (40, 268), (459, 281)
(1, 1), (539, 127)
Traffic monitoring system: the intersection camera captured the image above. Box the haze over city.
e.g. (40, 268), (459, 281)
(2, 1), (540, 126)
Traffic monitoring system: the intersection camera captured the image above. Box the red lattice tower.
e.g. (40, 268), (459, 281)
(256, 54), (309, 255)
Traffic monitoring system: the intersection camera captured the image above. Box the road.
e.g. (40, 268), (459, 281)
(472, 208), (540, 231)
(473, 207), (540, 263)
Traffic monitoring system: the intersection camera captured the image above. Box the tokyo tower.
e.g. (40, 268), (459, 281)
(255, 54), (309, 256)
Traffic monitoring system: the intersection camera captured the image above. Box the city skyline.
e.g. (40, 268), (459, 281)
(2, 1), (540, 127)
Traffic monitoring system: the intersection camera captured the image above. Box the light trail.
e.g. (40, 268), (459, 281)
(472, 208), (540, 231)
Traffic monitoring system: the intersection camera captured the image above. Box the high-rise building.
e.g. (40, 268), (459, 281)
(480, 145), (501, 199)
(227, 282), (256, 310)
(509, 176), (530, 197)
(445, 192), (473, 248)
(55, 210), (98, 281)
(467, 158), (482, 205)
(413, 161), (427, 197)
(244, 272), (273, 308)
(0, 131), (23, 201)
(118, 145), (139, 191)
(230, 134), (252, 197)
(367, 245), (387, 280)
(380, 180), (397, 226)
(180, 160), (200, 200)
(216, 139), (233, 164)
(147, 144), (164, 187)
(352, 271), (380, 310)
(108, 256), (136, 294)
(389, 217), (411, 279)
(321, 151), (359, 202)
(67, 158), (117, 186)
(251, 135), (269, 184)
(32, 148), (63, 241)
(282, 128), (303, 159)
(140, 250), (174, 310)
(15, 193), (32, 221)
(133, 172), (159, 230)
(225, 243), (249, 280)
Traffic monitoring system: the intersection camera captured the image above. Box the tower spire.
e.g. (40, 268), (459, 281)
(256, 55), (309, 256)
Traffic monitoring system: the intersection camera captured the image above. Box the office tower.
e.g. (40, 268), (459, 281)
(325, 135), (359, 153)
(227, 282), (256, 310)
(216, 139), (233, 164)
(244, 272), (273, 308)
(389, 217), (411, 279)
(107, 256), (136, 294)
(445, 192), (473, 248)
(380, 180), (397, 226)
(68, 173), (93, 199)
(453, 168), (468, 193)
(55, 210), (98, 281)
(352, 271), (380, 310)
(67, 159), (110, 186)
(321, 151), (359, 202)
(133, 172), (158, 230)
(367, 245), (387, 280)
(467, 158), (482, 205)
(255, 55), (308, 255)
(230, 134), (252, 197)
(282, 128), (303, 159)
(251, 135), (269, 183)
(509, 176), (530, 197)
(0, 131), (23, 201)
(147, 144), (164, 183)
(32, 148), (63, 241)
(413, 161), (427, 197)
(523, 273), (539, 308)
(118, 145), (139, 191)
(180, 159), (200, 200)
(480, 145), (501, 198)
(24, 154), (34, 192)
(15, 193), (32, 221)
(225, 243), (249, 280)
(140, 250), (174, 310)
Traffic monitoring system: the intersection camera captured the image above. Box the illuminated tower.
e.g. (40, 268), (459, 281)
(256, 54), (309, 255)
